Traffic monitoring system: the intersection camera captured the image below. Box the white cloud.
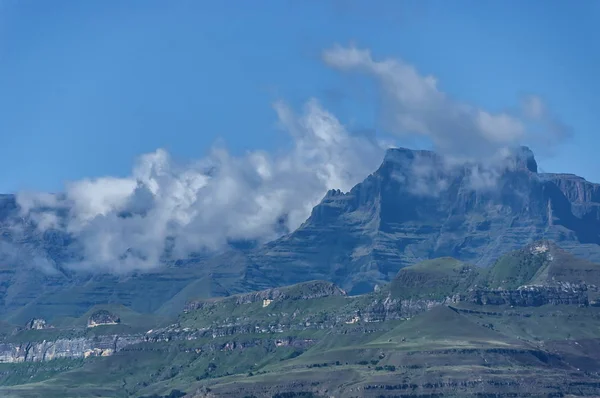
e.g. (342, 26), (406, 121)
(322, 45), (568, 161)
(17, 99), (385, 273)
(16, 191), (60, 214)
(65, 177), (138, 227)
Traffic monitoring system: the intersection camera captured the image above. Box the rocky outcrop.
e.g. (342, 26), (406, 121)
(465, 283), (589, 307)
(542, 173), (600, 206)
(0, 335), (143, 363)
(361, 282), (592, 322)
(185, 281), (346, 312)
(0, 322), (321, 364)
(25, 318), (50, 330)
(87, 310), (120, 328)
(361, 294), (462, 322)
(0, 281), (594, 364)
(234, 281), (346, 304)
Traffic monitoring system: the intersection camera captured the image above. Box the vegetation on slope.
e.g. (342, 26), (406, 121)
(2, 241), (600, 397)
(387, 257), (479, 299)
(480, 240), (600, 289)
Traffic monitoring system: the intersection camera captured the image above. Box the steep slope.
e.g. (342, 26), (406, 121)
(211, 147), (600, 294)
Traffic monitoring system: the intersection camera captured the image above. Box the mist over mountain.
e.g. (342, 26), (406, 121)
(3, 2), (600, 395)
(209, 145), (600, 295)
(4, 100), (386, 274)
(2, 46), (574, 277)
(0, 44), (589, 323)
(1, 144), (599, 322)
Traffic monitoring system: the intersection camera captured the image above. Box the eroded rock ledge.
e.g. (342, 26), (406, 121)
(0, 282), (593, 364)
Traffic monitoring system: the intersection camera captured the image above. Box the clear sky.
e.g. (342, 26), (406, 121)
(1, 0), (599, 193)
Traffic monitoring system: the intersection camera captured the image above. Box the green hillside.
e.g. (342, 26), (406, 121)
(2, 241), (600, 397)
(481, 240), (600, 289)
(387, 257), (479, 299)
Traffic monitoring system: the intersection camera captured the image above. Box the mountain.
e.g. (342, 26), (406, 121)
(207, 146), (600, 295)
(3, 246), (600, 397)
(1, 147), (600, 321)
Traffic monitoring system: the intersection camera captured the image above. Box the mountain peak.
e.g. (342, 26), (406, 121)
(381, 147), (440, 169)
(511, 145), (538, 173)
(382, 145), (538, 173)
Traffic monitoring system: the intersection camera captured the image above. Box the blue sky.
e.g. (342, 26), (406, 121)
(1, 0), (599, 193)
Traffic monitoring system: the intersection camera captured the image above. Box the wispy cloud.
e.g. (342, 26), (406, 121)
(322, 45), (570, 162)
(322, 45), (570, 195)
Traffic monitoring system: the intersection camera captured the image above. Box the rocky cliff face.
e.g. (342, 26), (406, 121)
(362, 284), (592, 323)
(87, 310), (120, 328)
(0, 335), (143, 363)
(214, 147), (600, 295)
(185, 281), (346, 312)
(0, 278), (595, 364)
(464, 283), (589, 307)
(25, 319), (49, 330)
(360, 295), (457, 322)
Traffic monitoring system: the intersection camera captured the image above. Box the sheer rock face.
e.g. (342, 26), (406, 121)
(219, 147), (600, 295)
(0, 335), (142, 363)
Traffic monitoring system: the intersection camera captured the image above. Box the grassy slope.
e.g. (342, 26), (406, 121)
(3, 302), (595, 397)
(479, 241), (600, 289)
(170, 305), (594, 397)
(3, 242), (600, 396)
(370, 306), (527, 350)
(387, 257), (479, 299)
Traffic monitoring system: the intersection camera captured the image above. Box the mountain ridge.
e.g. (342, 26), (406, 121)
(1, 147), (600, 320)
(210, 146), (600, 295)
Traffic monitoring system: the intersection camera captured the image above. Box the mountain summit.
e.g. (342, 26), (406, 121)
(214, 146), (600, 294)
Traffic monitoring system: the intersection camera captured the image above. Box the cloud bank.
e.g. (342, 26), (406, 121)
(12, 45), (570, 273)
(16, 99), (385, 273)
